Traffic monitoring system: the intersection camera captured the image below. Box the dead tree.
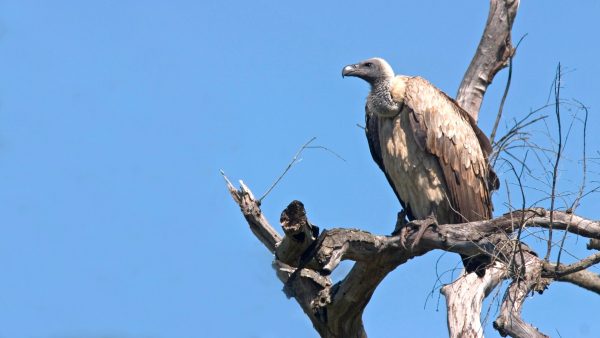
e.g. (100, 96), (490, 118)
(223, 1), (600, 337)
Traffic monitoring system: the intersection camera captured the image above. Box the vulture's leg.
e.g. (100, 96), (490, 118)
(393, 211), (437, 250)
(410, 215), (438, 250)
(393, 209), (409, 233)
(392, 210), (410, 249)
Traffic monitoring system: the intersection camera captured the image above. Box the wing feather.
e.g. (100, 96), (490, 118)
(403, 77), (496, 223)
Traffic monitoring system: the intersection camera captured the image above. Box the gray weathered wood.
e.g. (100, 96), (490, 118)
(276, 200), (319, 267)
(223, 174), (281, 252)
(225, 179), (600, 337)
(441, 264), (507, 338)
(555, 269), (600, 295)
(456, 0), (520, 121)
(493, 254), (550, 338)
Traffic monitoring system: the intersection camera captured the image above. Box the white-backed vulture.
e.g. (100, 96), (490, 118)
(342, 57), (499, 276)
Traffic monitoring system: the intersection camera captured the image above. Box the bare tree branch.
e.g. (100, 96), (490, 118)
(441, 264), (508, 338)
(456, 0), (520, 121)
(222, 171), (281, 253)
(546, 64), (563, 261)
(493, 254), (550, 338)
(555, 269), (600, 295)
(543, 252), (600, 277)
(225, 180), (600, 337)
(259, 137), (317, 202)
(557, 101), (590, 267)
(472, 209), (600, 239)
(490, 34), (527, 144)
(276, 201), (319, 267)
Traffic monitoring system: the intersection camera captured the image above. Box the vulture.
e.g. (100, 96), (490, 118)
(342, 57), (498, 276)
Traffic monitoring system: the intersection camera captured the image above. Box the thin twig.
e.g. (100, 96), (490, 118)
(545, 64), (562, 262)
(569, 100), (589, 212)
(556, 101), (588, 268)
(489, 54), (513, 145)
(494, 104), (552, 149)
(491, 108), (548, 166)
(305, 145), (347, 162)
(258, 137), (346, 202)
(506, 158), (528, 276)
(490, 34), (527, 144)
(259, 137), (317, 202)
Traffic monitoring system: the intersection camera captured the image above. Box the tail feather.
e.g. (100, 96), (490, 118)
(461, 254), (489, 277)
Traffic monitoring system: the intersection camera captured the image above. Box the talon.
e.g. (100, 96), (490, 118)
(399, 225), (410, 250)
(410, 217), (438, 250)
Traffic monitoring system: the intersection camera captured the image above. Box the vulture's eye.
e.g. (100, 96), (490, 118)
(364, 62), (373, 67)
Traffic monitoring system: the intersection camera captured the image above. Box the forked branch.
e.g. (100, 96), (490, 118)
(224, 178), (600, 338)
(493, 254), (550, 338)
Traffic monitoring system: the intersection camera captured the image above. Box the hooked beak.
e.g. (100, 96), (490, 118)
(342, 64), (359, 78)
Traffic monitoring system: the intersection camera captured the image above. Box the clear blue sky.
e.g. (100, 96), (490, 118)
(1, 1), (599, 337)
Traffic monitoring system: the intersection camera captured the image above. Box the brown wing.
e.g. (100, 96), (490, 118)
(439, 90), (500, 192)
(401, 76), (495, 223)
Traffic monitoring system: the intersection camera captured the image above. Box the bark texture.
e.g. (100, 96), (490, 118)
(441, 264), (507, 338)
(225, 177), (600, 337)
(456, 0), (520, 121)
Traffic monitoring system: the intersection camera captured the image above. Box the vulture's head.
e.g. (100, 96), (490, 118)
(342, 58), (395, 85)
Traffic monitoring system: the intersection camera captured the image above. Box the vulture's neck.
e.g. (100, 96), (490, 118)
(368, 79), (401, 118)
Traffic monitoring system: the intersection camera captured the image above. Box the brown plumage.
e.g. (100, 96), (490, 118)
(343, 58), (498, 275)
